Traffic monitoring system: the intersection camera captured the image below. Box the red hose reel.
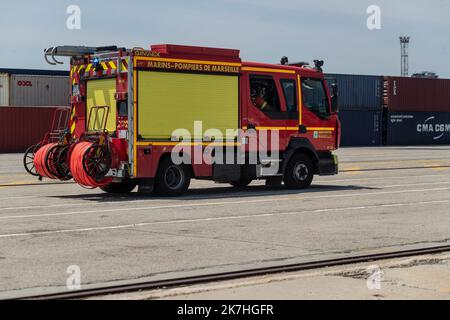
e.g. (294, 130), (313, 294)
(33, 140), (119, 188)
(33, 143), (71, 180)
(30, 106), (122, 188)
(70, 141), (119, 188)
(34, 143), (59, 179)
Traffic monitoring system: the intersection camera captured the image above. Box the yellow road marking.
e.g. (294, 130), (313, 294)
(0, 180), (39, 187)
(0, 179), (74, 188)
(341, 166), (362, 175)
(340, 160), (450, 172)
(344, 159), (450, 166)
(423, 163), (448, 171)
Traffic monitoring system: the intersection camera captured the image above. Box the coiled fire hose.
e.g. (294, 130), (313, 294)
(70, 141), (117, 188)
(34, 143), (59, 179)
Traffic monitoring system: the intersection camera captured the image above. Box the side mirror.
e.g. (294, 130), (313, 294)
(331, 83), (339, 113)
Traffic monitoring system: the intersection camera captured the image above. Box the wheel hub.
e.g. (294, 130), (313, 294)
(293, 162), (309, 182)
(165, 166), (184, 189)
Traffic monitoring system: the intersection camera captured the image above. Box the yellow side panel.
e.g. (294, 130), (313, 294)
(86, 79), (117, 132)
(138, 71), (239, 140)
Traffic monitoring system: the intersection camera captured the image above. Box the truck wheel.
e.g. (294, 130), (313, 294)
(283, 154), (314, 189)
(101, 180), (137, 194)
(230, 177), (253, 188)
(154, 158), (191, 196)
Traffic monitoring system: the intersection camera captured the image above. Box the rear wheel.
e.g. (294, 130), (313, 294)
(283, 154), (314, 189)
(154, 158), (191, 197)
(101, 180), (137, 194)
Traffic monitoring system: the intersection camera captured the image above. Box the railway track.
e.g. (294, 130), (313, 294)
(20, 244), (450, 300)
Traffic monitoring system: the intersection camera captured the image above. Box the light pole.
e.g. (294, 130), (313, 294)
(399, 36), (410, 77)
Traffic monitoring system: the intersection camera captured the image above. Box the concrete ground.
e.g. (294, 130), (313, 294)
(98, 253), (450, 300)
(0, 146), (450, 299)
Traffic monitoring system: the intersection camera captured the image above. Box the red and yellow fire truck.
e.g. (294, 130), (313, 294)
(25, 44), (340, 196)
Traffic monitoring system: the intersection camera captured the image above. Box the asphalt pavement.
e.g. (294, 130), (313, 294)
(1, 146), (450, 299)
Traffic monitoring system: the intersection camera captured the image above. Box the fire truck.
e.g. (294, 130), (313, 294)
(24, 44), (340, 196)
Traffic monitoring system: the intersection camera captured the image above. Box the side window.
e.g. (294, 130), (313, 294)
(280, 79), (297, 112)
(250, 76), (281, 113)
(301, 78), (330, 117)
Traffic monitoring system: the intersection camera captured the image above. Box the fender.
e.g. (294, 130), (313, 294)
(282, 138), (320, 174)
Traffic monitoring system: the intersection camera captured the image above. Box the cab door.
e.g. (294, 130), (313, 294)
(277, 76), (301, 150)
(243, 72), (291, 154)
(299, 77), (337, 151)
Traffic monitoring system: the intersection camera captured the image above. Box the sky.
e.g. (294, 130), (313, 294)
(0, 0), (449, 78)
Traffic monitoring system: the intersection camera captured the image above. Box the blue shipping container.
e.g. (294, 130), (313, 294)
(326, 74), (383, 110)
(387, 112), (450, 145)
(339, 109), (382, 146)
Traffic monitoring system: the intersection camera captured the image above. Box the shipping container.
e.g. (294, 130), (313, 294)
(0, 73), (9, 106)
(326, 73), (383, 110)
(10, 75), (70, 106)
(386, 111), (450, 145)
(0, 107), (67, 153)
(0, 68), (69, 77)
(384, 76), (450, 112)
(338, 109), (382, 146)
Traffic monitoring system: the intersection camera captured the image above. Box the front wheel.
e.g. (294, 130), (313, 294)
(283, 154), (314, 189)
(154, 158), (191, 197)
(101, 180), (137, 194)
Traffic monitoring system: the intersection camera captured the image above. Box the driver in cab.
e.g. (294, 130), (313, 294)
(251, 86), (274, 112)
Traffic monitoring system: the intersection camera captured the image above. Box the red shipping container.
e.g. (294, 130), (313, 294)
(0, 106), (68, 153)
(384, 76), (450, 112)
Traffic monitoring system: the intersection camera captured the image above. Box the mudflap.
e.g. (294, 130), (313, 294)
(137, 179), (155, 194)
(318, 152), (339, 176)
